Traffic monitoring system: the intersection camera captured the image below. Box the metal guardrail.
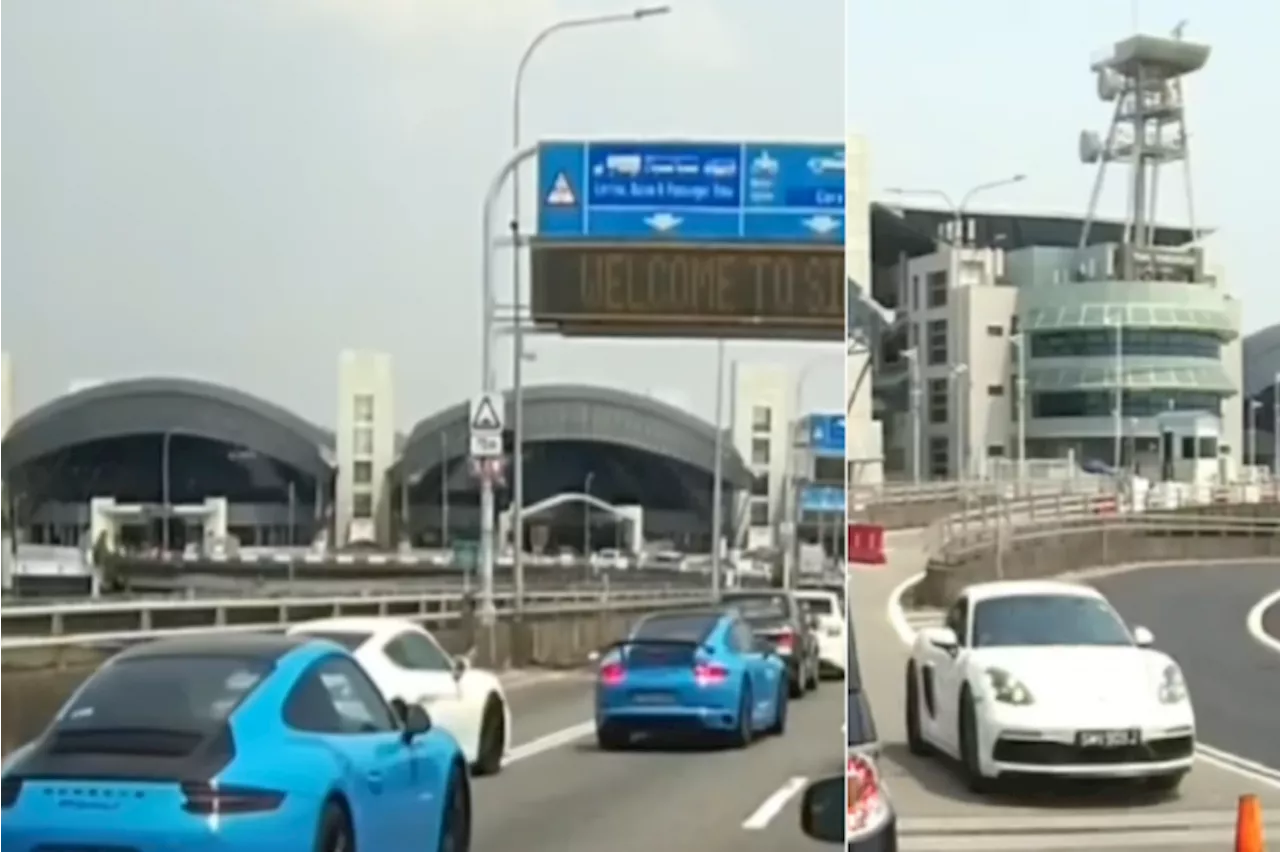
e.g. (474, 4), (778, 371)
(0, 587), (713, 652)
(849, 476), (1108, 508)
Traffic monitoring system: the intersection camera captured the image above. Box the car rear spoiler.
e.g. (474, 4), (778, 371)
(600, 638), (705, 653)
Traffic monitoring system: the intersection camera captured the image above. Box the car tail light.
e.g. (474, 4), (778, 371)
(693, 662), (729, 687)
(180, 781), (285, 815)
(1, 778), (23, 809)
(774, 629), (795, 652)
(599, 662), (626, 687)
(847, 752), (891, 840)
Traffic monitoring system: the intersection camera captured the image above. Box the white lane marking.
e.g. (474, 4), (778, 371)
(885, 572), (1280, 792)
(742, 775), (809, 830)
(504, 720), (596, 766)
(1245, 587), (1280, 655)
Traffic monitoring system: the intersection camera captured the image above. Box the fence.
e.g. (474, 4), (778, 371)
(0, 586), (711, 652)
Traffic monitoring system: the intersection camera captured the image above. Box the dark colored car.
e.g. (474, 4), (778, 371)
(720, 590), (820, 698)
(846, 614), (898, 850)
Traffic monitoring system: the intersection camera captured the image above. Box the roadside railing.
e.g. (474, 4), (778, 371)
(0, 587), (713, 652)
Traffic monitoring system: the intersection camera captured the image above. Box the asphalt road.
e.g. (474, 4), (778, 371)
(1091, 561), (1280, 774)
(859, 534), (1280, 851)
(1264, 597), (1280, 644)
(484, 672), (843, 851)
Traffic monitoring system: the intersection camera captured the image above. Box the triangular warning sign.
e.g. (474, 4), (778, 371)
(471, 396), (502, 431)
(546, 172), (577, 206)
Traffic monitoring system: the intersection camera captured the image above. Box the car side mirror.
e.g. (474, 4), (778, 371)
(924, 626), (959, 653)
(452, 656), (470, 680)
(401, 702), (432, 743)
(1132, 625), (1155, 648)
(389, 697), (409, 723)
(799, 776), (844, 843)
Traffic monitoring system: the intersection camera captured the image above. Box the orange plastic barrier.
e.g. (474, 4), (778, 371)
(1236, 794), (1265, 852)
(847, 523), (886, 565)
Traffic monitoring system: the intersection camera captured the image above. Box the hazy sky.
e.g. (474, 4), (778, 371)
(850, 0), (1278, 340)
(2, 0), (844, 427)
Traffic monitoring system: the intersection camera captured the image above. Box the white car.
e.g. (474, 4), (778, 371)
(795, 588), (846, 677)
(904, 580), (1195, 793)
(289, 617), (512, 775)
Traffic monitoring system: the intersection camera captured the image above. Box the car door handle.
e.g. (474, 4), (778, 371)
(366, 770), (385, 792)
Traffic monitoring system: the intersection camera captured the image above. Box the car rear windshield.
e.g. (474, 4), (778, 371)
(798, 595), (835, 615)
(57, 655), (271, 741)
(723, 594), (792, 622)
(299, 630), (373, 652)
(633, 612), (720, 644)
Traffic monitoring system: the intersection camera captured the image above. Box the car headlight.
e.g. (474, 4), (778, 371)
(984, 667), (1034, 705)
(1157, 663), (1188, 704)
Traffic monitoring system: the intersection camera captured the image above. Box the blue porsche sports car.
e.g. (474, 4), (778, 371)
(1, 633), (471, 852)
(593, 608), (789, 749)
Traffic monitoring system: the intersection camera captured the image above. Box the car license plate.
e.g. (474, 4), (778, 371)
(1076, 728), (1141, 748)
(631, 691), (675, 705)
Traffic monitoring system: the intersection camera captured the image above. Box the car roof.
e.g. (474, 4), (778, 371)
(114, 632), (317, 663)
(964, 580), (1102, 604)
(637, 608), (728, 624)
(289, 616), (419, 644)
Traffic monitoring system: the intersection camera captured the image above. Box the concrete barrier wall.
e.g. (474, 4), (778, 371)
(1, 600), (702, 754)
(914, 504), (1280, 608)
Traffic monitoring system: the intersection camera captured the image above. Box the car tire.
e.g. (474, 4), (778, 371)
(728, 681), (754, 749)
(1145, 771), (1186, 794)
(788, 666), (805, 700)
(805, 656), (820, 691)
(471, 696), (506, 777)
(314, 800), (354, 852)
(764, 678), (788, 736)
(958, 687), (996, 794)
(438, 763), (472, 852)
(905, 662), (930, 757)
(596, 722), (629, 751)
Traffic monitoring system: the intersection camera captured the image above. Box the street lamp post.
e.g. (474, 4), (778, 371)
(509, 5), (672, 619)
(160, 431), (173, 553)
(1248, 399), (1263, 469)
(710, 340), (726, 598)
(901, 348), (921, 484)
(950, 364), (969, 483)
(884, 175), (1027, 247)
(582, 471), (595, 560)
(1010, 334), (1028, 489)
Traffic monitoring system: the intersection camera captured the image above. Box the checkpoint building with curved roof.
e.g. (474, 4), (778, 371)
(0, 351), (753, 555)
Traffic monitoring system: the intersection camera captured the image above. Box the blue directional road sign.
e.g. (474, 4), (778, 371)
(807, 414), (845, 457)
(537, 140), (844, 244)
(799, 485), (845, 514)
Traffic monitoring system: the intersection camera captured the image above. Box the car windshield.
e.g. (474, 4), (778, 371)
(722, 594), (791, 623)
(58, 655), (270, 736)
(972, 594), (1133, 648)
(798, 595), (835, 615)
(633, 612), (719, 644)
(299, 630), (372, 652)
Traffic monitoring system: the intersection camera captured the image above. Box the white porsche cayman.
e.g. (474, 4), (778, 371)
(289, 616), (512, 775)
(904, 580), (1195, 793)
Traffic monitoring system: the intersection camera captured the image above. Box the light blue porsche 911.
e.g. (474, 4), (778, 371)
(1, 633), (471, 852)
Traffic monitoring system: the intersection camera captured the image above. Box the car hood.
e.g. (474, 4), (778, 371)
(970, 646), (1173, 706)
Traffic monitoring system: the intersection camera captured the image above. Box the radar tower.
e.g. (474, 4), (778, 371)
(1076, 29), (1210, 279)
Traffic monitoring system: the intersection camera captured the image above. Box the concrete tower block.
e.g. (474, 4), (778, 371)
(336, 350), (396, 547)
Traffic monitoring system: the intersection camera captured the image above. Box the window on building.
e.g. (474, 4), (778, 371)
(986, 324), (1004, 337)
(926, 320), (948, 365)
(987, 444), (1006, 458)
(353, 461), (374, 485)
(751, 438), (771, 466)
(928, 378), (949, 424)
(353, 426), (374, 456)
(352, 491), (374, 519)
(752, 405), (772, 433)
(987, 384), (1005, 397)
(928, 436), (950, 479)
(1028, 329), (1222, 360)
(749, 499), (770, 527)
(750, 472), (770, 498)
(353, 394), (375, 425)
(926, 271), (948, 308)
(813, 456), (844, 484)
(1031, 390), (1223, 419)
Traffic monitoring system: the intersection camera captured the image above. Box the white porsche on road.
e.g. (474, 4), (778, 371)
(289, 616), (512, 775)
(904, 580), (1196, 793)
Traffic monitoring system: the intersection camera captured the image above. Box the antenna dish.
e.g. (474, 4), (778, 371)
(1078, 130), (1105, 164)
(1096, 69), (1124, 102)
